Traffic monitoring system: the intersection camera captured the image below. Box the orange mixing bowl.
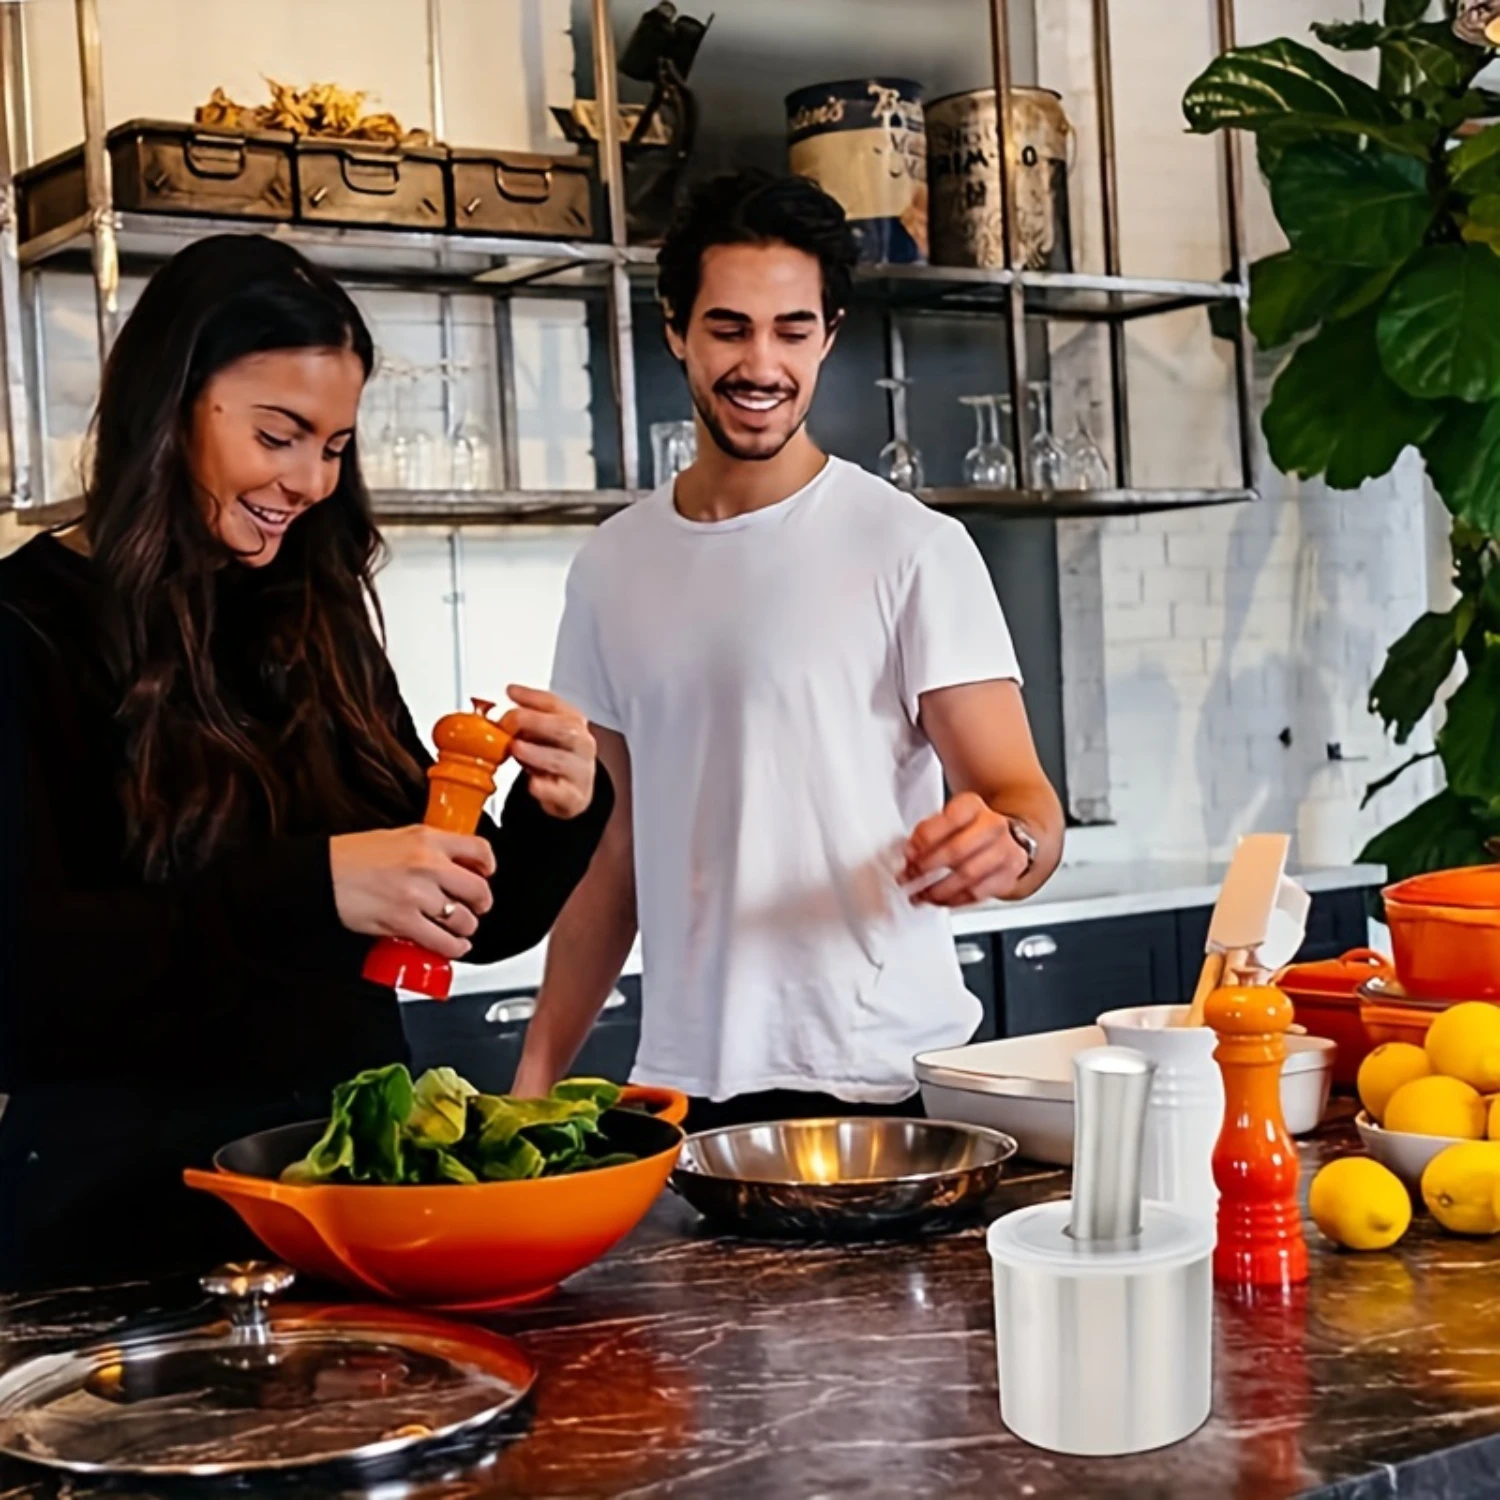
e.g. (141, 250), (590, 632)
(1384, 866), (1500, 1002)
(184, 1085), (686, 1313)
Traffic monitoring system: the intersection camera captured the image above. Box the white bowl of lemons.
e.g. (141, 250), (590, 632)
(1355, 1110), (1470, 1191)
(1349, 1001), (1500, 1237)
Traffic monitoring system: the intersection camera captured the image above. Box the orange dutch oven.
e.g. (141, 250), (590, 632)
(1384, 866), (1500, 1002)
(184, 1085), (687, 1313)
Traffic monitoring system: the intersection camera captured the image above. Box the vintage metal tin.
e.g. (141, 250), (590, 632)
(785, 77), (927, 265)
(926, 86), (1072, 272)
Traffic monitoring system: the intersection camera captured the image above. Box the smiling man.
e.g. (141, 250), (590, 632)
(513, 171), (1064, 1130)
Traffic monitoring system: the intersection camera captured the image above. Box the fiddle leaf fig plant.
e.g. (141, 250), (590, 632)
(1183, 4), (1500, 884)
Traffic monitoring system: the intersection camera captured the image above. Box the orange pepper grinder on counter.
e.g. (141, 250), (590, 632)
(1206, 980), (1309, 1290)
(361, 698), (514, 999)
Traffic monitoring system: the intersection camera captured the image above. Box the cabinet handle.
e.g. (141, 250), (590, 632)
(955, 943), (986, 967)
(485, 996), (537, 1025)
(1014, 934), (1058, 962)
(485, 989), (627, 1026)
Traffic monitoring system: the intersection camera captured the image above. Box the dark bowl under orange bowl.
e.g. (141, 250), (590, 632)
(184, 1086), (686, 1313)
(1384, 866), (1500, 1002)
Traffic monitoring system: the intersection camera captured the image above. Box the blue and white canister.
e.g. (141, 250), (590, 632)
(785, 78), (928, 265)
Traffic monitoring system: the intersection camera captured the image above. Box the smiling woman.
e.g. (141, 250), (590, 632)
(190, 347), (366, 562)
(0, 235), (613, 1288)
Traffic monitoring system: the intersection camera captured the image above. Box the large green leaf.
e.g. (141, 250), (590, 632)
(1312, 19), (1487, 102)
(1248, 252), (1364, 348)
(1263, 312), (1442, 488)
(1358, 788), (1497, 893)
(1182, 39), (1435, 157)
(1312, 19), (1385, 49)
(1369, 609), (1461, 742)
(1422, 400), (1500, 531)
(1378, 244), (1500, 402)
(1258, 123), (1317, 181)
(1269, 141), (1431, 267)
(1462, 193), (1500, 250)
(1438, 644), (1500, 808)
(1384, 0), (1429, 22)
(1452, 125), (1500, 194)
(1331, 262), (1403, 320)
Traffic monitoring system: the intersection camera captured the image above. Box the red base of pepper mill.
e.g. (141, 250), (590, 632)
(362, 937), (453, 999)
(1207, 982), (1308, 1289)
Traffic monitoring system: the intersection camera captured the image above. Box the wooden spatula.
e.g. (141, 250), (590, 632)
(1178, 834), (1291, 1027)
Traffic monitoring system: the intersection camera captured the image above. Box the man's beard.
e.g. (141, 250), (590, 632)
(688, 372), (809, 464)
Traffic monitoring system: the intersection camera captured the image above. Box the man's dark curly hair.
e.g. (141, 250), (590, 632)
(656, 170), (858, 336)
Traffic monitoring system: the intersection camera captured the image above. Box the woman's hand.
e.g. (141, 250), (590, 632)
(502, 686), (598, 820)
(329, 827), (497, 958)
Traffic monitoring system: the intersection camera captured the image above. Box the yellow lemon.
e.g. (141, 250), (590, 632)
(1308, 1157), (1412, 1251)
(1424, 1002), (1500, 1091)
(1489, 1096), (1500, 1141)
(1357, 1042), (1433, 1124)
(1422, 1141), (1500, 1235)
(1384, 1075), (1486, 1140)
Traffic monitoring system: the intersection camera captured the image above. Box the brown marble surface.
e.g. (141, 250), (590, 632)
(3, 1115), (1500, 1499)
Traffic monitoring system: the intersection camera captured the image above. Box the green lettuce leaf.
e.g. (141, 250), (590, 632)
(406, 1066), (479, 1148)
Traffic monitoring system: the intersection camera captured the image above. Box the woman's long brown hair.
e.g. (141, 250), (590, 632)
(86, 235), (424, 878)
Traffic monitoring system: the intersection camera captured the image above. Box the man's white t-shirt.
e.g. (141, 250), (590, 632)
(551, 456), (1022, 1102)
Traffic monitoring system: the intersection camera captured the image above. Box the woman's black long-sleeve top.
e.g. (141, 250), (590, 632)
(0, 534), (611, 1284)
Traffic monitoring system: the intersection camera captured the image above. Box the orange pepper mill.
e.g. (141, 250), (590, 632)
(361, 698), (514, 1000)
(1206, 981), (1309, 1289)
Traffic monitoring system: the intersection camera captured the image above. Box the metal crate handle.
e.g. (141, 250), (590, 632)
(494, 160), (553, 204)
(185, 134), (249, 179)
(337, 151), (400, 196)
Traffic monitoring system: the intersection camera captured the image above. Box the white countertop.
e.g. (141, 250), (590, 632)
(437, 860), (1384, 1000)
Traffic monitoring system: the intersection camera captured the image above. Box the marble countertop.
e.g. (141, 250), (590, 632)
(2, 1114), (1497, 1500)
(441, 860), (1385, 997)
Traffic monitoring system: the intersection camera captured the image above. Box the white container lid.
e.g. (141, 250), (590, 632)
(987, 1199), (1214, 1276)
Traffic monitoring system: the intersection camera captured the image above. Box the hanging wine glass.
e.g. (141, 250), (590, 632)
(876, 376), (925, 492)
(361, 369), (397, 489)
(444, 360), (494, 492)
(393, 366), (436, 490)
(1063, 399), (1112, 491)
(959, 394), (1015, 488)
(651, 420), (697, 488)
(1027, 381), (1069, 493)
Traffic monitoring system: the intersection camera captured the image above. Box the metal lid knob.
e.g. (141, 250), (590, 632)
(1069, 1046), (1155, 1244)
(200, 1262), (295, 1348)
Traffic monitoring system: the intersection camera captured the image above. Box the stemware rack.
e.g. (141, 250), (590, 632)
(0, 0), (1256, 527)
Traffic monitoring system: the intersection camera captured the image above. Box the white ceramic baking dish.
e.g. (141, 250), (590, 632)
(915, 1026), (1334, 1165)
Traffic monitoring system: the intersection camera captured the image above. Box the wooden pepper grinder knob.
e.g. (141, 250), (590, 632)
(1206, 981), (1309, 1289)
(361, 698), (514, 999)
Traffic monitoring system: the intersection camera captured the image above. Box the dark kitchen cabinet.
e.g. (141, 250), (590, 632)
(402, 975), (643, 1093)
(956, 935), (999, 1041)
(997, 912), (1181, 1037)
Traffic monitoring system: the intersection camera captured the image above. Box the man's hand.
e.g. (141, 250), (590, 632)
(901, 791), (1031, 907)
(502, 686), (597, 820)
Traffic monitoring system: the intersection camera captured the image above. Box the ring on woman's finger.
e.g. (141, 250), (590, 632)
(438, 901), (456, 921)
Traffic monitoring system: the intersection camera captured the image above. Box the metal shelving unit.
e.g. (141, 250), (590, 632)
(0, 0), (1254, 524)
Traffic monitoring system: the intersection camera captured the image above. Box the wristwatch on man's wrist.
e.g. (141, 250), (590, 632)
(1007, 817), (1038, 875)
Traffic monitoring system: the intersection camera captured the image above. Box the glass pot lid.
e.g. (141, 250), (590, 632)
(0, 1262), (536, 1478)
